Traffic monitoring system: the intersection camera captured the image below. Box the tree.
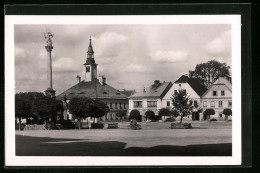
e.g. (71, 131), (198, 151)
(189, 60), (231, 88)
(89, 100), (110, 125)
(159, 108), (171, 121)
(68, 98), (109, 128)
(223, 108), (232, 116)
(116, 110), (127, 121)
(171, 110), (179, 117)
(67, 97), (94, 129)
(32, 95), (63, 126)
(129, 109), (141, 121)
(171, 89), (193, 124)
(223, 108), (232, 121)
(15, 92), (45, 130)
(145, 110), (155, 120)
(204, 109), (215, 120)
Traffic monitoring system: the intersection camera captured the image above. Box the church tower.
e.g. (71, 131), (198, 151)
(84, 36), (97, 81)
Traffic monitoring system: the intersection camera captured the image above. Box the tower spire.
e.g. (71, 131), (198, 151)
(87, 36), (94, 58)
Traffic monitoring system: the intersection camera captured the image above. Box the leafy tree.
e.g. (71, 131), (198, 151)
(129, 109), (141, 121)
(116, 110), (127, 121)
(204, 109), (215, 120)
(15, 92), (45, 130)
(32, 95), (63, 126)
(145, 110), (155, 120)
(171, 89), (193, 124)
(159, 108), (171, 121)
(171, 110), (179, 117)
(67, 97), (93, 129)
(68, 98), (109, 128)
(223, 108), (232, 116)
(189, 60), (231, 88)
(89, 100), (110, 125)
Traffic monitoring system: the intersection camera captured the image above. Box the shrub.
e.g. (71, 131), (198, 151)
(223, 108), (232, 116)
(129, 110), (142, 121)
(91, 123), (104, 129)
(145, 110), (155, 120)
(204, 109), (215, 120)
(159, 108), (171, 117)
(210, 118), (218, 121)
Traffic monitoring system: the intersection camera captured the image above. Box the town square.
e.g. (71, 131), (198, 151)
(9, 17), (237, 161)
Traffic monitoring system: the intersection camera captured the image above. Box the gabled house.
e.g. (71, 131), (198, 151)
(162, 75), (207, 120)
(128, 80), (173, 119)
(202, 77), (232, 120)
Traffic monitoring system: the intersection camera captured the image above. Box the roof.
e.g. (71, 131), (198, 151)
(174, 75), (207, 96)
(119, 90), (134, 97)
(129, 81), (173, 99)
(202, 77), (232, 97)
(57, 79), (128, 100)
(213, 77), (232, 91)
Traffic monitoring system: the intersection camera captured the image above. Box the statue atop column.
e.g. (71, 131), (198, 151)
(44, 29), (55, 97)
(44, 30), (54, 52)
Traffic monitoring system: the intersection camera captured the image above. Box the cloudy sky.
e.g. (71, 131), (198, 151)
(15, 24), (231, 95)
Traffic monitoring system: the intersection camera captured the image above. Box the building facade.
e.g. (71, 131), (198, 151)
(201, 77), (232, 120)
(128, 80), (173, 119)
(162, 75), (207, 120)
(57, 37), (131, 122)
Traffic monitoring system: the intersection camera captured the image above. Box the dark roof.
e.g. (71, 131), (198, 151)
(119, 90), (134, 97)
(129, 81), (173, 99)
(57, 79), (128, 100)
(174, 75), (207, 96)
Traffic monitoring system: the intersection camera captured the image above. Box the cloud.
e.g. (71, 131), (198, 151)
(150, 50), (188, 63)
(205, 30), (231, 57)
(121, 63), (153, 73)
(53, 57), (79, 73)
(95, 32), (129, 62)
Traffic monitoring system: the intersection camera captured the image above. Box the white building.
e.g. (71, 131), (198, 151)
(202, 77), (232, 120)
(128, 80), (173, 120)
(162, 75), (207, 120)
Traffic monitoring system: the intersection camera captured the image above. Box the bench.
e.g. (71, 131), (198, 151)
(107, 123), (119, 129)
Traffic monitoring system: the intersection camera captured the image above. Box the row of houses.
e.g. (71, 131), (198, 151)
(128, 76), (232, 121)
(57, 38), (232, 121)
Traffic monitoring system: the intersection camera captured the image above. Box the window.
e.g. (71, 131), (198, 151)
(213, 91), (217, 96)
(179, 84), (181, 87)
(110, 102), (113, 109)
(210, 101), (215, 107)
(134, 101), (142, 108)
(203, 101), (207, 107)
(124, 103), (126, 109)
(219, 101), (223, 107)
(147, 101), (157, 107)
(183, 89), (186, 95)
(221, 90), (225, 96)
(115, 102), (118, 109)
(219, 114), (223, 118)
(86, 66), (90, 72)
(167, 101), (170, 107)
(194, 100), (198, 107)
(119, 103), (122, 109)
(174, 90), (177, 95)
(228, 101), (232, 107)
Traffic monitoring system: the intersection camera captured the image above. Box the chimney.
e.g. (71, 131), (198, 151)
(102, 75), (106, 85)
(154, 80), (160, 86)
(76, 75), (81, 83)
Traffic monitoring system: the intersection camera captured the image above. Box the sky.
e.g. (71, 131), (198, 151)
(14, 24), (232, 95)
